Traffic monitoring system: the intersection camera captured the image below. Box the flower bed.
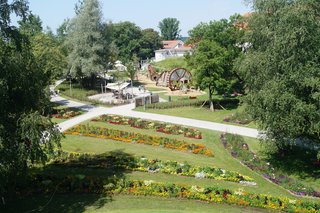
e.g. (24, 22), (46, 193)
(221, 133), (320, 198)
(64, 125), (213, 157)
(23, 175), (320, 213)
(93, 115), (202, 139)
(52, 108), (82, 119)
(223, 111), (252, 125)
(53, 152), (252, 183)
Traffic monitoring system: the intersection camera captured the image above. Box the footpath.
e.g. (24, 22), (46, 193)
(51, 95), (259, 138)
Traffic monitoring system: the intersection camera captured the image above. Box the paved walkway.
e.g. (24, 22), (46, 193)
(51, 94), (259, 138)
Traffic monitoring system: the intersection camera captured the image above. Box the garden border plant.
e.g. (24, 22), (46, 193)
(64, 125), (213, 157)
(221, 133), (320, 198)
(19, 175), (320, 213)
(51, 107), (83, 119)
(93, 114), (202, 139)
(143, 98), (240, 110)
(52, 152), (254, 184)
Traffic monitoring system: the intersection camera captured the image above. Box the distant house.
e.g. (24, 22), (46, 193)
(154, 40), (192, 62)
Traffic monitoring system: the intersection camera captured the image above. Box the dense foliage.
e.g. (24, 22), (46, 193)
(221, 134), (320, 198)
(237, 0), (320, 148)
(66, 0), (105, 87)
(0, 0), (62, 198)
(158, 17), (181, 40)
(186, 15), (245, 110)
(109, 22), (162, 61)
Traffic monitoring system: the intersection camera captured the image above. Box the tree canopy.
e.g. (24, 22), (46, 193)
(110, 21), (142, 62)
(237, 0), (320, 147)
(158, 17), (181, 40)
(66, 0), (104, 85)
(186, 15), (245, 106)
(186, 40), (228, 110)
(0, 0), (62, 198)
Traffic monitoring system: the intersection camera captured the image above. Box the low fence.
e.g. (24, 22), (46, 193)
(135, 94), (160, 107)
(143, 98), (240, 110)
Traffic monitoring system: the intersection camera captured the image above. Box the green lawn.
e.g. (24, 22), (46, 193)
(51, 117), (67, 123)
(146, 87), (168, 92)
(136, 106), (257, 128)
(150, 57), (190, 72)
(2, 194), (269, 213)
(50, 105), (86, 124)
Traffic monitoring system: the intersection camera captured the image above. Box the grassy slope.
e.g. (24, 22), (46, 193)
(151, 58), (190, 72)
(2, 195), (269, 213)
(61, 120), (300, 199)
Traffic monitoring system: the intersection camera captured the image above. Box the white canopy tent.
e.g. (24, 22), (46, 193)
(105, 82), (130, 91)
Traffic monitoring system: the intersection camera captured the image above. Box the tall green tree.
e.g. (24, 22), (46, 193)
(187, 15), (245, 93)
(111, 21), (142, 62)
(186, 40), (227, 111)
(237, 0), (320, 148)
(158, 17), (181, 40)
(0, 0), (62, 199)
(66, 0), (104, 88)
(139, 28), (162, 59)
(18, 13), (42, 36)
(31, 33), (67, 80)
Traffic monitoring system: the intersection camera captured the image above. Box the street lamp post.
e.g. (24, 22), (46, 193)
(67, 74), (72, 97)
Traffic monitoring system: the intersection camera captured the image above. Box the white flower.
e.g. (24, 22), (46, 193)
(144, 180), (154, 186)
(240, 181), (257, 186)
(195, 172), (206, 179)
(289, 199), (296, 204)
(235, 188), (245, 195)
(191, 185), (204, 192)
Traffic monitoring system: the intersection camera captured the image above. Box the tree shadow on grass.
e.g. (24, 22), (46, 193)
(264, 146), (320, 180)
(1, 150), (134, 213)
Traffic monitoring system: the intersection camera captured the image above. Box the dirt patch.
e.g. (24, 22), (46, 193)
(137, 74), (205, 97)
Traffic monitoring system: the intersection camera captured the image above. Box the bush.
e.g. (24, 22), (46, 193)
(145, 98), (239, 110)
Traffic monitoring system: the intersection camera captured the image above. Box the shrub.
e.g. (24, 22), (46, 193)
(221, 133), (320, 198)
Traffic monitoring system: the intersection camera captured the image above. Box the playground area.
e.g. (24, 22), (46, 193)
(138, 65), (205, 98)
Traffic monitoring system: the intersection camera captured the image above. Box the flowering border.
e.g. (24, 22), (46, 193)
(221, 133), (320, 198)
(24, 176), (320, 213)
(64, 125), (213, 157)
(53, 152), (253, 183)
(93, 114), (202, 139)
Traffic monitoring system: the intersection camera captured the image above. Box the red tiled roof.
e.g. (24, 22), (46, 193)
(162, 40), (182, 49)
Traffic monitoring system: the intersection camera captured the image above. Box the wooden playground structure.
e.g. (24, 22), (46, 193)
(147, 65), (192, 91)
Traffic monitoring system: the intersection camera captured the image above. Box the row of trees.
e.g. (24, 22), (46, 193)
(62, 0), (183, 88)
